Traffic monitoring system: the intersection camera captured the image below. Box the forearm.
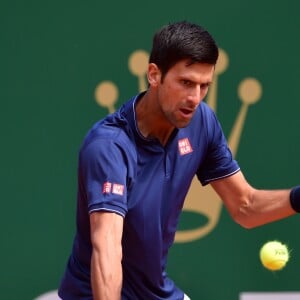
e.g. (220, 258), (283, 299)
(91, 248), (122, 300)
(236, 188), (296, 228)
(90, 212), (124, 300)
(211, 171), (298, 228)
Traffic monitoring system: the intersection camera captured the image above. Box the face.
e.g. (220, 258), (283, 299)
(149, 60), (215, 128)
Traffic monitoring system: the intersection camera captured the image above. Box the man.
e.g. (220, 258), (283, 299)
(58, 21), (300, 299)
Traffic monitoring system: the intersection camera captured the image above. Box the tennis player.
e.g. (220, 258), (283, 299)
(58, 21), (300, 299)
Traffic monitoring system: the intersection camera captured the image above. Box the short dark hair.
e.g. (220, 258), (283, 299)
(149, 21), (219, 78)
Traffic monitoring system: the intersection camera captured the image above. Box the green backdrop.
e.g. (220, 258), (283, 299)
(1, 1), (300, 299)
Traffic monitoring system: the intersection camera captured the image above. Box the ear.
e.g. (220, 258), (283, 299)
(147, 63), (161, 87)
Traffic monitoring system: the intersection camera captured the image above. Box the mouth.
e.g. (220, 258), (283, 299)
(179, 108), (194, 118)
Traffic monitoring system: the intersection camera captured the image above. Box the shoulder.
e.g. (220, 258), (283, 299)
(189, 101), (220, 134)
(197, 101), (217, 120)
(85, 94), (139, 142)
(79, 115), (138, 168)
(82, 121), (136, 158)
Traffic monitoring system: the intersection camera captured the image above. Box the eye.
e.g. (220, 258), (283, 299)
(200, 83), (210, 89)
(181, 80), (192, 86)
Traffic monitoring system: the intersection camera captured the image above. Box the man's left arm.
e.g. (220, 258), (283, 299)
(210, 170), (296, 229)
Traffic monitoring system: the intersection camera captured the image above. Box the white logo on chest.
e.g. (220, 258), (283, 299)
(178, 138), (193, 156)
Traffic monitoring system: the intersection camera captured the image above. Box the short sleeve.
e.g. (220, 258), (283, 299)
(78, 138), (131, 217)
(197, 110), (240, 185)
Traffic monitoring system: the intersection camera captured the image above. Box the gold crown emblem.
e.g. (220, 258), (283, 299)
(94, 49), (262, 243)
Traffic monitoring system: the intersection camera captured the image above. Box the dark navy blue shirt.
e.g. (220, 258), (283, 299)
(59, 93), (240, 299)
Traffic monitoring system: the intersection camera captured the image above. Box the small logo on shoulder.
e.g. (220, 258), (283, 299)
(103, 182), (124, 196)
(112, 184), (124, 195)
(178, 138), (193, 156)
(102, 181), (112, 194)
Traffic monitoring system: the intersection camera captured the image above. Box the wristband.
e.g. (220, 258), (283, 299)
(290, 186), (300, 213)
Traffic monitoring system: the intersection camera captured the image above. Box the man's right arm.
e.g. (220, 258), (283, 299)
(90, 211), (124, 300)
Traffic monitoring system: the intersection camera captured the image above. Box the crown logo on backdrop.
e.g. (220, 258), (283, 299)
(94, 49), (262, 243)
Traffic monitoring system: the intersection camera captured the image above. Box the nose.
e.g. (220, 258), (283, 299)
(187, 85), (201, 106)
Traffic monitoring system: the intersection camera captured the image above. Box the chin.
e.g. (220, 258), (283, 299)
(175, 120), (191, 129)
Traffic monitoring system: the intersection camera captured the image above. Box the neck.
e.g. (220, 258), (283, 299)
(135, 91), (175, 146)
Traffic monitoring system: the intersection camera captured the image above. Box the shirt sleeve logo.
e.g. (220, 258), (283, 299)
(112, 184), (125, 195)
(102, 181), (124, 196)
(102, 181), (112, 194)
(178, 138), (193, 156)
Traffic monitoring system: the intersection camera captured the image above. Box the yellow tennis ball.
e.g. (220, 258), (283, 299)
(259, 240), (289, 271)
